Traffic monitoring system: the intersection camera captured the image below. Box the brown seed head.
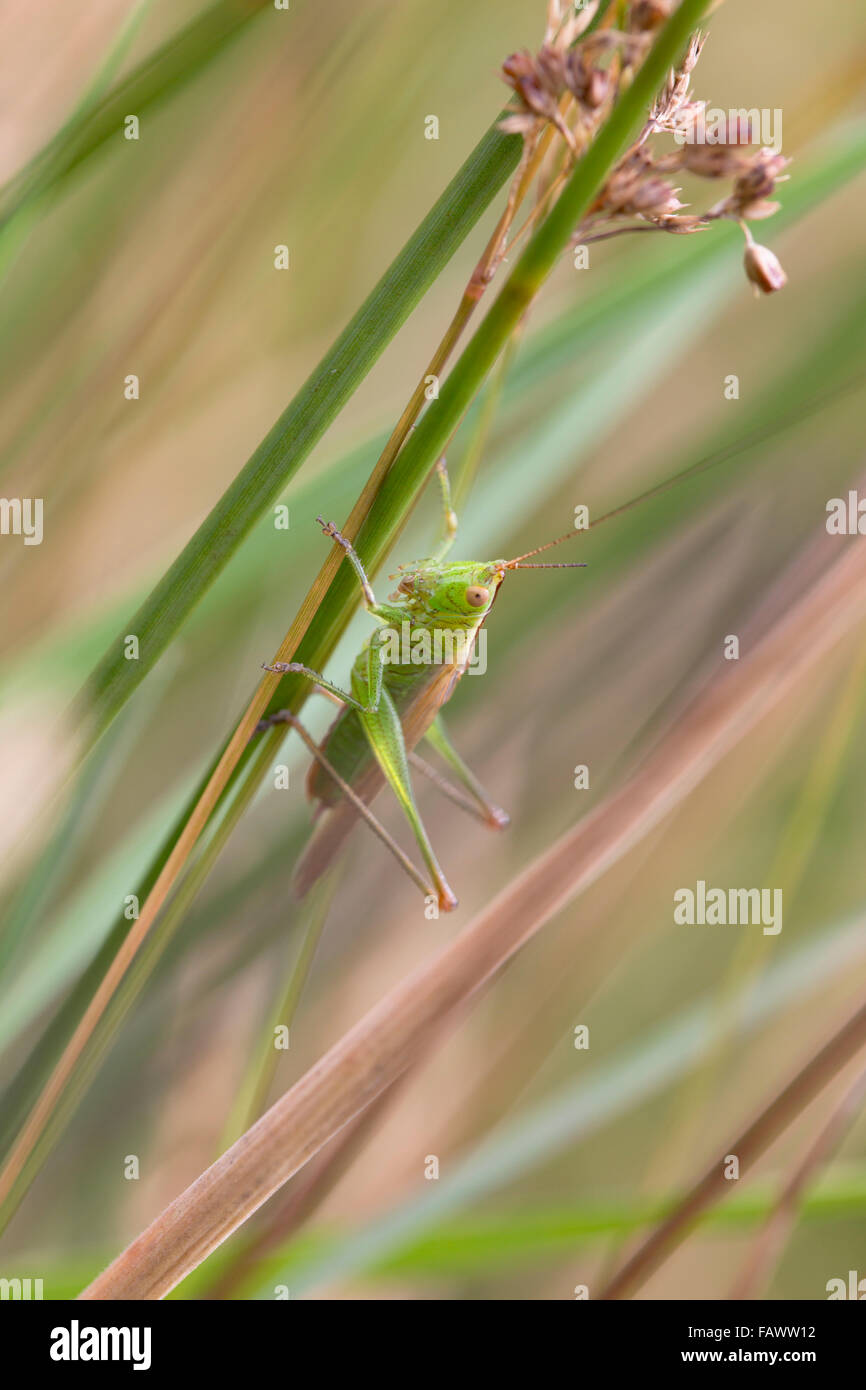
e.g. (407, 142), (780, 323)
(676, 143), (758, 178)
(501, 49), (562, 121)
(734, 149), (790, 202)
(563, 50), (609, 110)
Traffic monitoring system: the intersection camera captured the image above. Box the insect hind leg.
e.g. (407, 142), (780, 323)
(422, 716), (510, 829)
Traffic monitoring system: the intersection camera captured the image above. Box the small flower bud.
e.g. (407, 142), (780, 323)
(743, 240), (787, 295)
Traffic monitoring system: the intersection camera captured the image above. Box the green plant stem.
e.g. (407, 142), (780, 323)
(219, 875), (337, 1151)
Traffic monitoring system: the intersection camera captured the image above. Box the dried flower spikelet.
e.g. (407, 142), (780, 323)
(732, 149), (790, 214)
(708, 149), (790, 220)
(681, 30), (706, 75)
(629, 0), (674, 32)
(668, 100), (707, 141)
(651, 31), (706, 130)
(721, 113), (764, 145)
(676, 143), (758, 178)
(666, 107), (762, 177)
(543, 0), (565, 42)
(545, 0), (599, 49)
(501, 49), (562, 125)
(656, 213), (706, 234)
(597, 148), (687, 222)
(499, 6), (651, 150)
(743, 237), (787, 295)
(630, 179), (687, 218)
(563, 50), (609, 110)
(500, 43), (589, 151)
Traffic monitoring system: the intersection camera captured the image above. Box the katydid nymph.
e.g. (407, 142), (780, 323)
(255, 379), (849, 913)
(257, 459), (585, 913)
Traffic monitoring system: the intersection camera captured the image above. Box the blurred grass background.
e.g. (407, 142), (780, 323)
(2, 0), (866, 1299)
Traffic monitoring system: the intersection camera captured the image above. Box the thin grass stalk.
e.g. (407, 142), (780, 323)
(80, 527), (866, 1300)
(728, 1065), (866, 1300)
(218, 875), (337, 1151)
(600, 1007), (866, 1300)
(0, 0), (157, 287)
(632, 639), (866, 1224)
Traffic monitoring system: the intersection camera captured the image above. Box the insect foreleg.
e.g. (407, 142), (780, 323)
(259, 662), (361, 712)
(317, 516), (378, 608)
(315, 518), (406, 628)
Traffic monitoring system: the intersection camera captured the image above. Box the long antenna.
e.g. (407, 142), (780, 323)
(506, 372), (865, 567)
(510, 561), (588, 569)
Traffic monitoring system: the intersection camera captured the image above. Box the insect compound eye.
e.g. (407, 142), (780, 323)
(465, 585), (489, 608)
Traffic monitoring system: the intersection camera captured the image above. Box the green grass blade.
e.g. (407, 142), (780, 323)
(0, 0), (156, 283)
(362, 1170), (866, 1279)
(185, 1166), (866, 1293)
(16, 1161), (866, 1298)
(0, 0), (272, 227)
